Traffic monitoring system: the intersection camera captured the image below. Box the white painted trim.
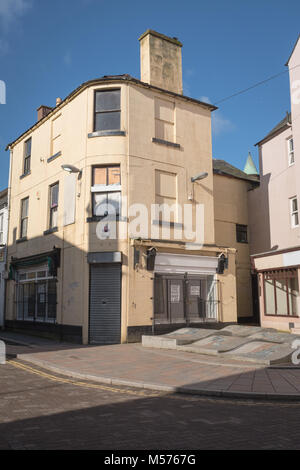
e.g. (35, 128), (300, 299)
(155, 252), (218, 274)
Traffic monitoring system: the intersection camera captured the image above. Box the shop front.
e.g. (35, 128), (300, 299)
(252, 247), (300, 332)
(153, 253), (219, 326)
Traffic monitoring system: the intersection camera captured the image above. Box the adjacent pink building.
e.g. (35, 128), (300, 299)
(249, 35), (300, 332)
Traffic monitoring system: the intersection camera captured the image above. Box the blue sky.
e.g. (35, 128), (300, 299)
(0, 0), (299, 191)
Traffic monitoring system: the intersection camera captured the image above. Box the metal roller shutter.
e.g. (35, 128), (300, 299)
(89, 263), (121, 344)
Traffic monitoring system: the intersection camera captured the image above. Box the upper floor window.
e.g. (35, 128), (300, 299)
(236, 224), (248, 243)
(23, 138), (31, 175)
(0, 213), (4, 245)
(51, 115), (62, 156)
(92, 166), (121, 217)
(49, 183), (59, 229)
(20, 197), (29, 238)
(288, 138), (295, 166)
(94, 89), (121, 132)
(290, 196), (299, 228)
(155, 170), (177, 223)
(155, 98), (175, 143)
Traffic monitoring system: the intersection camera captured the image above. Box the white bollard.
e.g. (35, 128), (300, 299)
(0, 340), (6, 365)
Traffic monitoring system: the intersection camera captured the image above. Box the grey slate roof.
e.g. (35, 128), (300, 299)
(213, 159), (259, 183)
(255, 112), (291, 146)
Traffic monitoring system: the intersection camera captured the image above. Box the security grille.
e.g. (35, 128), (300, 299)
(89, 263), (121, 344)
(154, 274), (218, 325)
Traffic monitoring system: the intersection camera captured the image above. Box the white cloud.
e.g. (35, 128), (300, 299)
(0, 0), (31, 23)
(199, 96), (235, 136)
(199, 96), (212, 104)
(212, 111), (235, 136)
(63, 51), (72, 66)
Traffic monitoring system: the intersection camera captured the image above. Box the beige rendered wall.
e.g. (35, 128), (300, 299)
(214, 173), (253, 318)
(6, 78), (236, 342)
(127, 84), (215, 245)
(6, 83), (131, 344)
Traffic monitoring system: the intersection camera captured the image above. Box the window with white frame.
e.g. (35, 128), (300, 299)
(20, 197), (29, 238)
(290, 196), (299, 227)
(0, 213), (3, 245)
(23, 138), (31, 175)
(49, 182), (59, 229)
(91, 166), (121, 217)
(288, 138), (295, 166)
(16, 267), (57, 323)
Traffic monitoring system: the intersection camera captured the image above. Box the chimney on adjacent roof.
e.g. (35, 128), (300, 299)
(139, 30), (183, 95)
(37, 105), (53, 121)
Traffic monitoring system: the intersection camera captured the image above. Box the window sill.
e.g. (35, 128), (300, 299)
(265, 314), (299, 318)
(47, 151), (61, 163)
(236, 240), (249, 244)
(88, 130), (126, 138)
(20, 171), (31, 180)
(44, 227), (58, 236)
(16, 237), (28, 244)
(152, 219), (184, 229)
(152, 138), (180, 149)
(87, 216), (122, 223)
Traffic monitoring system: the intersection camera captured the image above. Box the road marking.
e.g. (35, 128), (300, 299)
(8, 360), (160, 398)
(7, 360), (300, 408)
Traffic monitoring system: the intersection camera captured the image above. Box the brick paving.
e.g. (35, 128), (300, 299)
(2, 331), (300, 398)
(1, 360), (300, 449)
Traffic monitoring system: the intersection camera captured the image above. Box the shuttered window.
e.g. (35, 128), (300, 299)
(155, 170), (177, 222)
(155, 98), (175, 142)
(52, 115), (62, 156)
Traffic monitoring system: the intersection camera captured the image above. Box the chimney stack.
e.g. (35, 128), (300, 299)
(139, 30), (183, 95)
(37, 105), (53, 121)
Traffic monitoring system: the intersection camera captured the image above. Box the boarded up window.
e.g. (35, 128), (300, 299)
(52, 115), (62, 155)
(155, 98), (175, 142)
(155, 170), (177, 222)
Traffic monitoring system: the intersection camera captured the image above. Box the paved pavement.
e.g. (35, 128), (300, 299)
(1, 359), (300, 449)
(2, 331), (300, 400)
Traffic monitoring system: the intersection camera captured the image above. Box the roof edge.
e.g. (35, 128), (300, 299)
(6, 75), (217, 151)
(139, 29), (183, 47)
(285, 34), (300, 66)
